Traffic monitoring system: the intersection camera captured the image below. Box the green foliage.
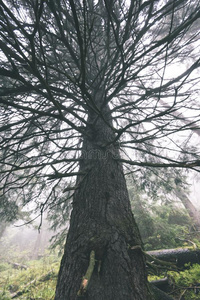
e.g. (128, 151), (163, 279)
(168, 264), (200, 299)
(0, 253), (60, 300)
(128, 179), (193, 250)
(143, 206), (192, 250)
(148, 263), (200, 299)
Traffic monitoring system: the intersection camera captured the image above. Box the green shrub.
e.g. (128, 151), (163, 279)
(168, 264), (200, 299)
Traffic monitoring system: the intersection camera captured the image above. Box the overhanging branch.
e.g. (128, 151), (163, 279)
(118, 158), (200, 171)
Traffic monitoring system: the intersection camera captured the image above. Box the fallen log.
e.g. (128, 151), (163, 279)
(7, 261), (28, 270)
(11, 270), (56, 298)
(150, 284), (174, 300)
(150, 277), (171, 293)
(147, 247), (200, 268)
(11, 279), (36, 299)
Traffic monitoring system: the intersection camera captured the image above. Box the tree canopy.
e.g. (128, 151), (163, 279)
(1, 1), (200, 299)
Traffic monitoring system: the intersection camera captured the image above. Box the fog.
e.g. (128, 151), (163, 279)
(0, 171), (199, 263)
(190, 173), (200, 208)
(0, 218), (55, 262)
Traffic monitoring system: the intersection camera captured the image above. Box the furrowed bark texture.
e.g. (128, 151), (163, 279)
(55, 94), (152, 300)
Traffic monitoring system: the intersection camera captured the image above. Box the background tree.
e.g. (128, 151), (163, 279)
(128, 175), (194, 250)
(0, 0), (200, 299)
(0, 193), (21, 238)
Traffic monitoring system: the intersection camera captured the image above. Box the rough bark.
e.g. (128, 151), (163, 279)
(55, 95), (152, 299)
(147, 247), (200, 268)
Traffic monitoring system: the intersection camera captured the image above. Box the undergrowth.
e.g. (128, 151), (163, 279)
(168, 264), (200, 300)
(1, 250), (200, 299)
(0, 252), (60, 300)
(149, 263), (200, 300)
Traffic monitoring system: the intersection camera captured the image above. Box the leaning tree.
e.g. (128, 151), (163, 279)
(0, 0), (200, 299)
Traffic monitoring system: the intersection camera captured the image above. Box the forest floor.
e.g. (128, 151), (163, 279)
(0, 250), (200, 299)
(0, 251), (59, 300)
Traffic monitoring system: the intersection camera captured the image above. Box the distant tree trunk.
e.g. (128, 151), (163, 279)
(162, 98), (200, 229)
(55, 94), (152, 299)
(0, 222), (7, 239)
(32, 231), (42, 259)
(174, 190), (200, 230)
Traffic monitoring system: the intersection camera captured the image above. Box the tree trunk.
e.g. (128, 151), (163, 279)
(0, 222), (7, 238)
(174, 189), (200, 230)
(55, 94), (152, 299)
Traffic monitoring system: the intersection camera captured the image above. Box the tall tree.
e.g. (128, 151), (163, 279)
(0, 0), (200, 299)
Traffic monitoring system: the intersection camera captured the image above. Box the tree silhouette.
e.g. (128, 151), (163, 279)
(0, 0), (200, 299)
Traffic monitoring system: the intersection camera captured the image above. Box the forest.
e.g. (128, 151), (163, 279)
(0, 0), (200, 299)
(1, 188), (200, 300)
